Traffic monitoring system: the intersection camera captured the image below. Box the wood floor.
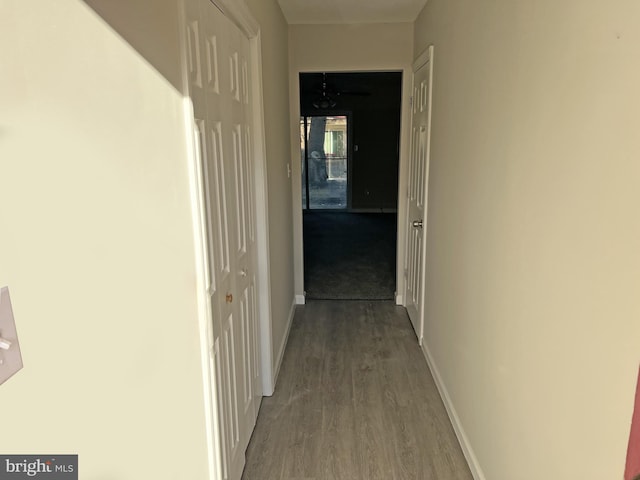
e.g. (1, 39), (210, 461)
(242, 300), (474, 480)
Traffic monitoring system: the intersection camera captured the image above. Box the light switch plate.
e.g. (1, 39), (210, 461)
(0, 287), (23, 385)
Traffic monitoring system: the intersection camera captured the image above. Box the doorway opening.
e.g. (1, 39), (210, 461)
(299, 71), (402, 300)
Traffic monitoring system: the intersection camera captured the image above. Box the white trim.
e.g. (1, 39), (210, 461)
(269, 297), (297, 395)
(395, 68), (412, 310)
(210, 0), (259, 38)
(290, 67), (413, 303)
(290, 60), (306, 301)
(395, 293), (403, 305)
(413, 45), (432, 72)
(421, 45), (435, 342)
(250, 31), (275, 398)
(421, 341), (486, 480)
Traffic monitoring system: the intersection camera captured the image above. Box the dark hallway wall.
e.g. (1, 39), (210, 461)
(351, 104), (401, 209)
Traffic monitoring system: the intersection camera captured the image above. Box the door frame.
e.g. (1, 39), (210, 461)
(179, 0), (273, 478)
(291, 68), (413, 305)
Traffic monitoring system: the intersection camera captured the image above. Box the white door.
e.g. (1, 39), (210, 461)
(404, 46), (434, 344)
(185, 0), (261, 478)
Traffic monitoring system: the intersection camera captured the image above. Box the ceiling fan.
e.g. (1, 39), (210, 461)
(310, 72), (370, 109)
(312, 73), (337, 109)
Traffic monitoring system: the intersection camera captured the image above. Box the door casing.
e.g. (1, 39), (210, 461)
(291, 69), (413, 305)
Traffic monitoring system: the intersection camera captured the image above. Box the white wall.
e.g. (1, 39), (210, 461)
(288, 23), (414, 302)
(0, 1), (210, 477)
(414, 1), (640, 479)
(244, 0), (296, 387)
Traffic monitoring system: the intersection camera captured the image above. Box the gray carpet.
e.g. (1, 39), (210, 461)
(303, 212), (397, 300)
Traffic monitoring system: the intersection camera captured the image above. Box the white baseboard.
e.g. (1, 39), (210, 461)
(295, 294), (305, 305)
(271, 298), (296, 390)
(395, 293), (403, 305)
(420, 342), (486, 480)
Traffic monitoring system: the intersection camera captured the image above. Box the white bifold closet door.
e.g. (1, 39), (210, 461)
(184, 0), (262, 478)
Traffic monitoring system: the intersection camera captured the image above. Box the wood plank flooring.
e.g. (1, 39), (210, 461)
(242, 300), (473, 480)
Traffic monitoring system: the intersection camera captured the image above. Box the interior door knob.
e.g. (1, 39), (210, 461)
(412, 220), (423, 228)
(239, 268), (248, 277)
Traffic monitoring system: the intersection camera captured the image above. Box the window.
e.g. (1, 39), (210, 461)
(300, 115), (348, 209)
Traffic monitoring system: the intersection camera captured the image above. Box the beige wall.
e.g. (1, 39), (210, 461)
(290, 23), (413, 72)
(0, 1), (209, 478)
(244, 0), (295, 386)
(288, 23), (413, 301)
(83, 0), (183, 90)
(414, 1), (640, 479)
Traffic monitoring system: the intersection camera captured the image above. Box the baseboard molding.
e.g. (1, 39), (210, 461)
(420, 341), (486, 480)
(295, 294), (305, 305)
(272, 298), (296, 389)
(395, 293), (403, 305)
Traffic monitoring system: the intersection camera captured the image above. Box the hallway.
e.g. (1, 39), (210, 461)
(242, 301), (473, 479)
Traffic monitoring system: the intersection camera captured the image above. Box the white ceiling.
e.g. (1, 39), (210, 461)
(278, 0), (429, 24)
